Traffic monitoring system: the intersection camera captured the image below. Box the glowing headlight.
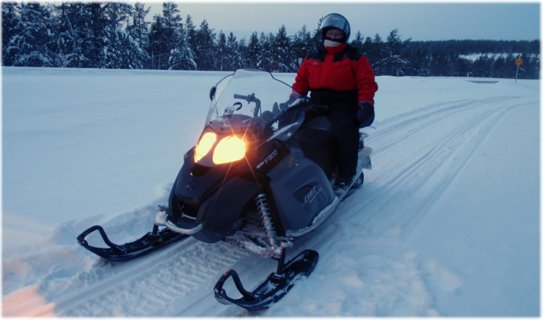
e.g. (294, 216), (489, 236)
(213, 136), (246, 164)
(194, 131), (217, 163)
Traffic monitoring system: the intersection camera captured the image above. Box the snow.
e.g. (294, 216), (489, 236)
(2, 67), (540, 316)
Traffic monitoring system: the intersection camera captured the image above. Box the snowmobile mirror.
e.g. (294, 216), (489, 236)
(209, 86), (217, 101)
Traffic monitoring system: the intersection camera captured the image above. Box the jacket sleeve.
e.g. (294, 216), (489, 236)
(355, 56), (378, 104)
(292, 57), (310, 96)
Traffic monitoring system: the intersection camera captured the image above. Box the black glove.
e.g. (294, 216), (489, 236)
(357, 102), (375, 127)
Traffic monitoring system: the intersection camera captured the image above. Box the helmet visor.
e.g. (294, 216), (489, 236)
(320, 13), (350, 39)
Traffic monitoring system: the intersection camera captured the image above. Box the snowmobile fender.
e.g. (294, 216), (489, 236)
(169, 152), (260, 243)
(170, 139), (293, 243)
(192, 176), (259, 243)
(267, 147), (336, 232)
(171, 151), (224, 206)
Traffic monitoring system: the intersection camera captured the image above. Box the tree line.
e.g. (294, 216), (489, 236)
(2, 2), (540, 79)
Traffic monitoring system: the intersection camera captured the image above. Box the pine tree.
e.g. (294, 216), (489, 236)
(148, 15), (169, 69)
(238, 38), (249, 69)
(101, 3), (139, 69)
(2, 2), (20, 66)
(160, 3), (195, 70)
(226, 32), (241, 70)
(128, 3), (149, 46)
(125, 3), (150, 68)
(86, 3), (108, 68)
(185, 14), (197, 57)
(169, 26), (196, 70)
(366, 33), (385, 69)
(194, 20), (215, 70)
(215, 31), (228, 70)
(246, 32), (261, 69)
(407, 48), (431, 76)
(291, 25), (314, 69)
(162, 2), (181, 28)
(53, 3), (92, 67)
(350, 31), (364, 49)
(258, 32), (274, 71)
(9, 3), (56, 66)
(372, 31), (410, 75)
(376, 29), (411, 76)
(270, 25), (291, 72)
(148, 3), (190, 69)
(169, 39), (196, 70)
(215, 31), (241, 71)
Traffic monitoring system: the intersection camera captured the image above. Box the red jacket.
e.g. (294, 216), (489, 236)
(292, 44), (378, 104)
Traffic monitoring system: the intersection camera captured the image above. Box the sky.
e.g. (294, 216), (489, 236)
(147, 1), (541, 41)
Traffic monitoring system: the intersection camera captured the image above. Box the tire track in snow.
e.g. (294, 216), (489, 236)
(370, 96), (518, 154)
(47, 233), (253, 316)
(353, 95), (532, 233)
(276, 95), (536, 316)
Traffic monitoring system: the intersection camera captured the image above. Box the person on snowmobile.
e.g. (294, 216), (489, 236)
(290, 13), (378, 195)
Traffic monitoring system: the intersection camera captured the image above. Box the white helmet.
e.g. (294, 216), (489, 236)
(319, 13), (351, 42)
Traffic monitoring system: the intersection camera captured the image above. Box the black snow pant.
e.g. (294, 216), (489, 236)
(310, 89), (360, 183)
(328, 105), (360, 183)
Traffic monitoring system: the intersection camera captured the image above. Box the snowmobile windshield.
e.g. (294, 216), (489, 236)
(206, 69), (295, 140)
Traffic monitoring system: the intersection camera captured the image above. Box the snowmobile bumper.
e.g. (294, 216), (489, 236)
(77, 224), (187, 261)
(163, 219), (202, 235)
(156, 210), (203, 235)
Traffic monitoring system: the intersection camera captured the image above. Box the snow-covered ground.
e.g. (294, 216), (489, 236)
(2, 67), (539, 316)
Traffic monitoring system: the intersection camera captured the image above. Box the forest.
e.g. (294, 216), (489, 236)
(2, 2), (540, 79)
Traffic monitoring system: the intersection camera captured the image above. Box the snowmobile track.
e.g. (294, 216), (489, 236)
(53, 237), (253, 316)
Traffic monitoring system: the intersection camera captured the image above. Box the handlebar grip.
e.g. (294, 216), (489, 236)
(233, 93), (246, 99)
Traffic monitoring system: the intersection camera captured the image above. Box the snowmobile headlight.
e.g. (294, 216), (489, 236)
(213, 136), (246, 165)
(194, 131), (217, 163)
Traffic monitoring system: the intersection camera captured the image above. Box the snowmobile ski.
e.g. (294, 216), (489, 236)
(77, 224), (188, 261)
(214, 249), (319, 311)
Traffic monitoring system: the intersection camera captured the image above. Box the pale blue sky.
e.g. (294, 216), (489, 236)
(148, 2), (540, 41)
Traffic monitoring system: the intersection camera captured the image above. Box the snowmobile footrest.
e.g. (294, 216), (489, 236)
(77, 225), (188, 261)
(214, 249), (319, 311)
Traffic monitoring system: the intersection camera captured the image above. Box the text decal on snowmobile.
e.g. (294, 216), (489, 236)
(256, 148), (279, 170)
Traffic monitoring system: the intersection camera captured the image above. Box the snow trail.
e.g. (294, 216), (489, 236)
(356, 95), (529, 233)
(268, 93), (537, 316)
(57, 240), (249, 316)
(3, 69), (539, 317)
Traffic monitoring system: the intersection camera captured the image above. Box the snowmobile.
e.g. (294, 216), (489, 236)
(77, 69), (372, 311)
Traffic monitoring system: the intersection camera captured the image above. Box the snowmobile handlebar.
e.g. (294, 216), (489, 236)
(288, 96), (310, 109)
(234, 93), (261, 117)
